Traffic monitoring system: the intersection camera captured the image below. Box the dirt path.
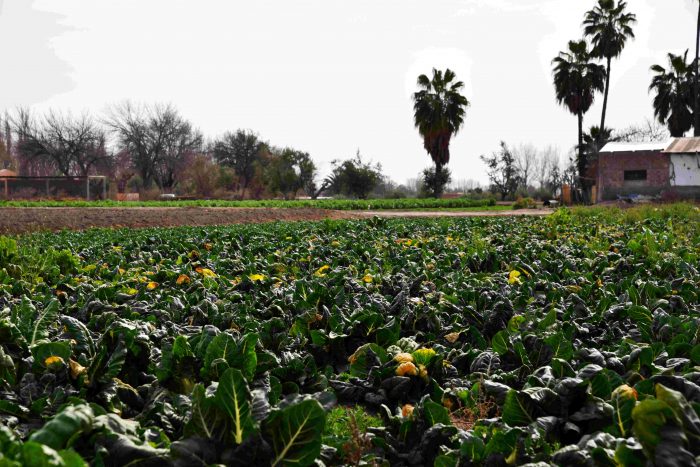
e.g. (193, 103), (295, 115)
(0, 207), (551, 234)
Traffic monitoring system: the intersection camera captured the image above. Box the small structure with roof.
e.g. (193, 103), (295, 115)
(596, 137), (700, 202)
(665, 138), (700, 198)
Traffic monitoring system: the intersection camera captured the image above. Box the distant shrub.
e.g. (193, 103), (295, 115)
(512, 197), (537, 210)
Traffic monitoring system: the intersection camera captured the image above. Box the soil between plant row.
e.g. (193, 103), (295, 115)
(0, 207), (550, 234)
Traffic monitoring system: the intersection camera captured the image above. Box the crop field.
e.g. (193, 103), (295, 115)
(0, 205), (698, 466)
(0, 197), (497, 211)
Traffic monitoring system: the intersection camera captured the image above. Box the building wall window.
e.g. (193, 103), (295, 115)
(624, 170), (647, 181)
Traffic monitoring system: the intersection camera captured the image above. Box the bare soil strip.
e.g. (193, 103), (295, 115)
(0, 207), (550, 234)
(0, 207), (355, 234)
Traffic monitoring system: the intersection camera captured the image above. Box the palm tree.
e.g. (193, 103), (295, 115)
(582, 125), (613, 156)
(552, 40), (606, 194)
(694, 0), (700, 135)
(413, 68), (470, 198)
(583, 0), (636, 137)
(649, 50), (695, 137)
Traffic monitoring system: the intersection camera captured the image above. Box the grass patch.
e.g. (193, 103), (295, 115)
(558, 202), (700, 223)
(373, 205), (513, 212)
(323, 405), (382, 464)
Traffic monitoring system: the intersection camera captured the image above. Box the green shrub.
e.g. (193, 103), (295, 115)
(0, 237), (18, 268)
(512, 197), (537, 210)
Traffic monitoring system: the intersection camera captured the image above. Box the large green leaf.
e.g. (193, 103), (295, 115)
(538, 307), (557, 330)
(31, 341), (71, 370)
(230, 333), (258, 381)
(203, 333), (237, 380)
(631, 398), (681, 458)
(502, 390), (535, 427)
(87, 341), (127, 386)
(28, 404), (95, 450)
(423, 400), (451, 426)
(348, 343), (387, 379)
(491, 330), (510, 356)
(627, 305), (652, 340)
(544, 332), (573, 360)
(483, 428), (520, 458)
(611, 385), (637, 437)
(614, 439), (646, 467)
(0, 345), (16, 386)
(184, 383), (230, 442)
(264, 399), (326, 467)
(655, 384), (700, 448)
(203, 333), (258, 381)
(156, 335), (196, 392)
(59, 316), (95, 358)
(13, 298), (59, 347)
(20, 442), (88, 467)
(376, 317), (400, 347)
(214, 368), (255, 444)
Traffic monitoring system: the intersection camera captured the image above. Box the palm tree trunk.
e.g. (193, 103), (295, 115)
(577, 111), (588, 202)
(695, 0), (700, 136)
(600, 56), (612, 135)
(434, 161), (443, 198)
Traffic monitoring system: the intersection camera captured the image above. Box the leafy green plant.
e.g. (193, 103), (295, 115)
(0, 205), (697, 465)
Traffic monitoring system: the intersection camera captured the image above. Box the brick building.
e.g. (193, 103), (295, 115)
(595, 138), (700, 202)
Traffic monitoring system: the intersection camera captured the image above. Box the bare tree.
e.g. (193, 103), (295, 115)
(11, 108), (107, 176)
(449, 178), (481, 193)
(404, 177), (422, 195)
(535, 146), (562, 191)
(106, 102), (201, 190)
(614, 118), (670, 143)
(3, 112), (11, 156)
(512, 143), (538, 189)
(0, 114), (12, 170)
(156, 121), (202, 190)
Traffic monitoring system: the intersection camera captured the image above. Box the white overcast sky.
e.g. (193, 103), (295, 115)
(0, 0), (697, 184)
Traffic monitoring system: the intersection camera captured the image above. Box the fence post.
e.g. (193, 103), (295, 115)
(86, 177), (90, 201)
(102, 177), (106, 200)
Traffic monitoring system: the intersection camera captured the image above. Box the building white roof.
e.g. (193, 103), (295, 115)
(599, 140), (672, 153)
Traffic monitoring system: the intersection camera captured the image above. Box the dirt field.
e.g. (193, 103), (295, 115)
(0, 207), (551, 234)
(0, 207), (357, 234)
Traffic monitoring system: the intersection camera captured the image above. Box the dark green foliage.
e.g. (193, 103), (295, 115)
(412, 68), (469, 198)
(263, 148), (317, 200)
(481, 141), (521, 200)
(649, 50), (696, 137)
(420, 166), (451, 199)
(212, 129), (265, 197)
(583, 0), (637, 134)
(325, 152), (382, 199)
(0, 205), (698, 465)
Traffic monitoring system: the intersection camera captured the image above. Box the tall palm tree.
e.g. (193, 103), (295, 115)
(649, 50), (695, 137)
(695, 0), (700, 135)
(583, 0), (636, 137)
(552, 40), (606, 194)
(413, 68), (470, 198)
